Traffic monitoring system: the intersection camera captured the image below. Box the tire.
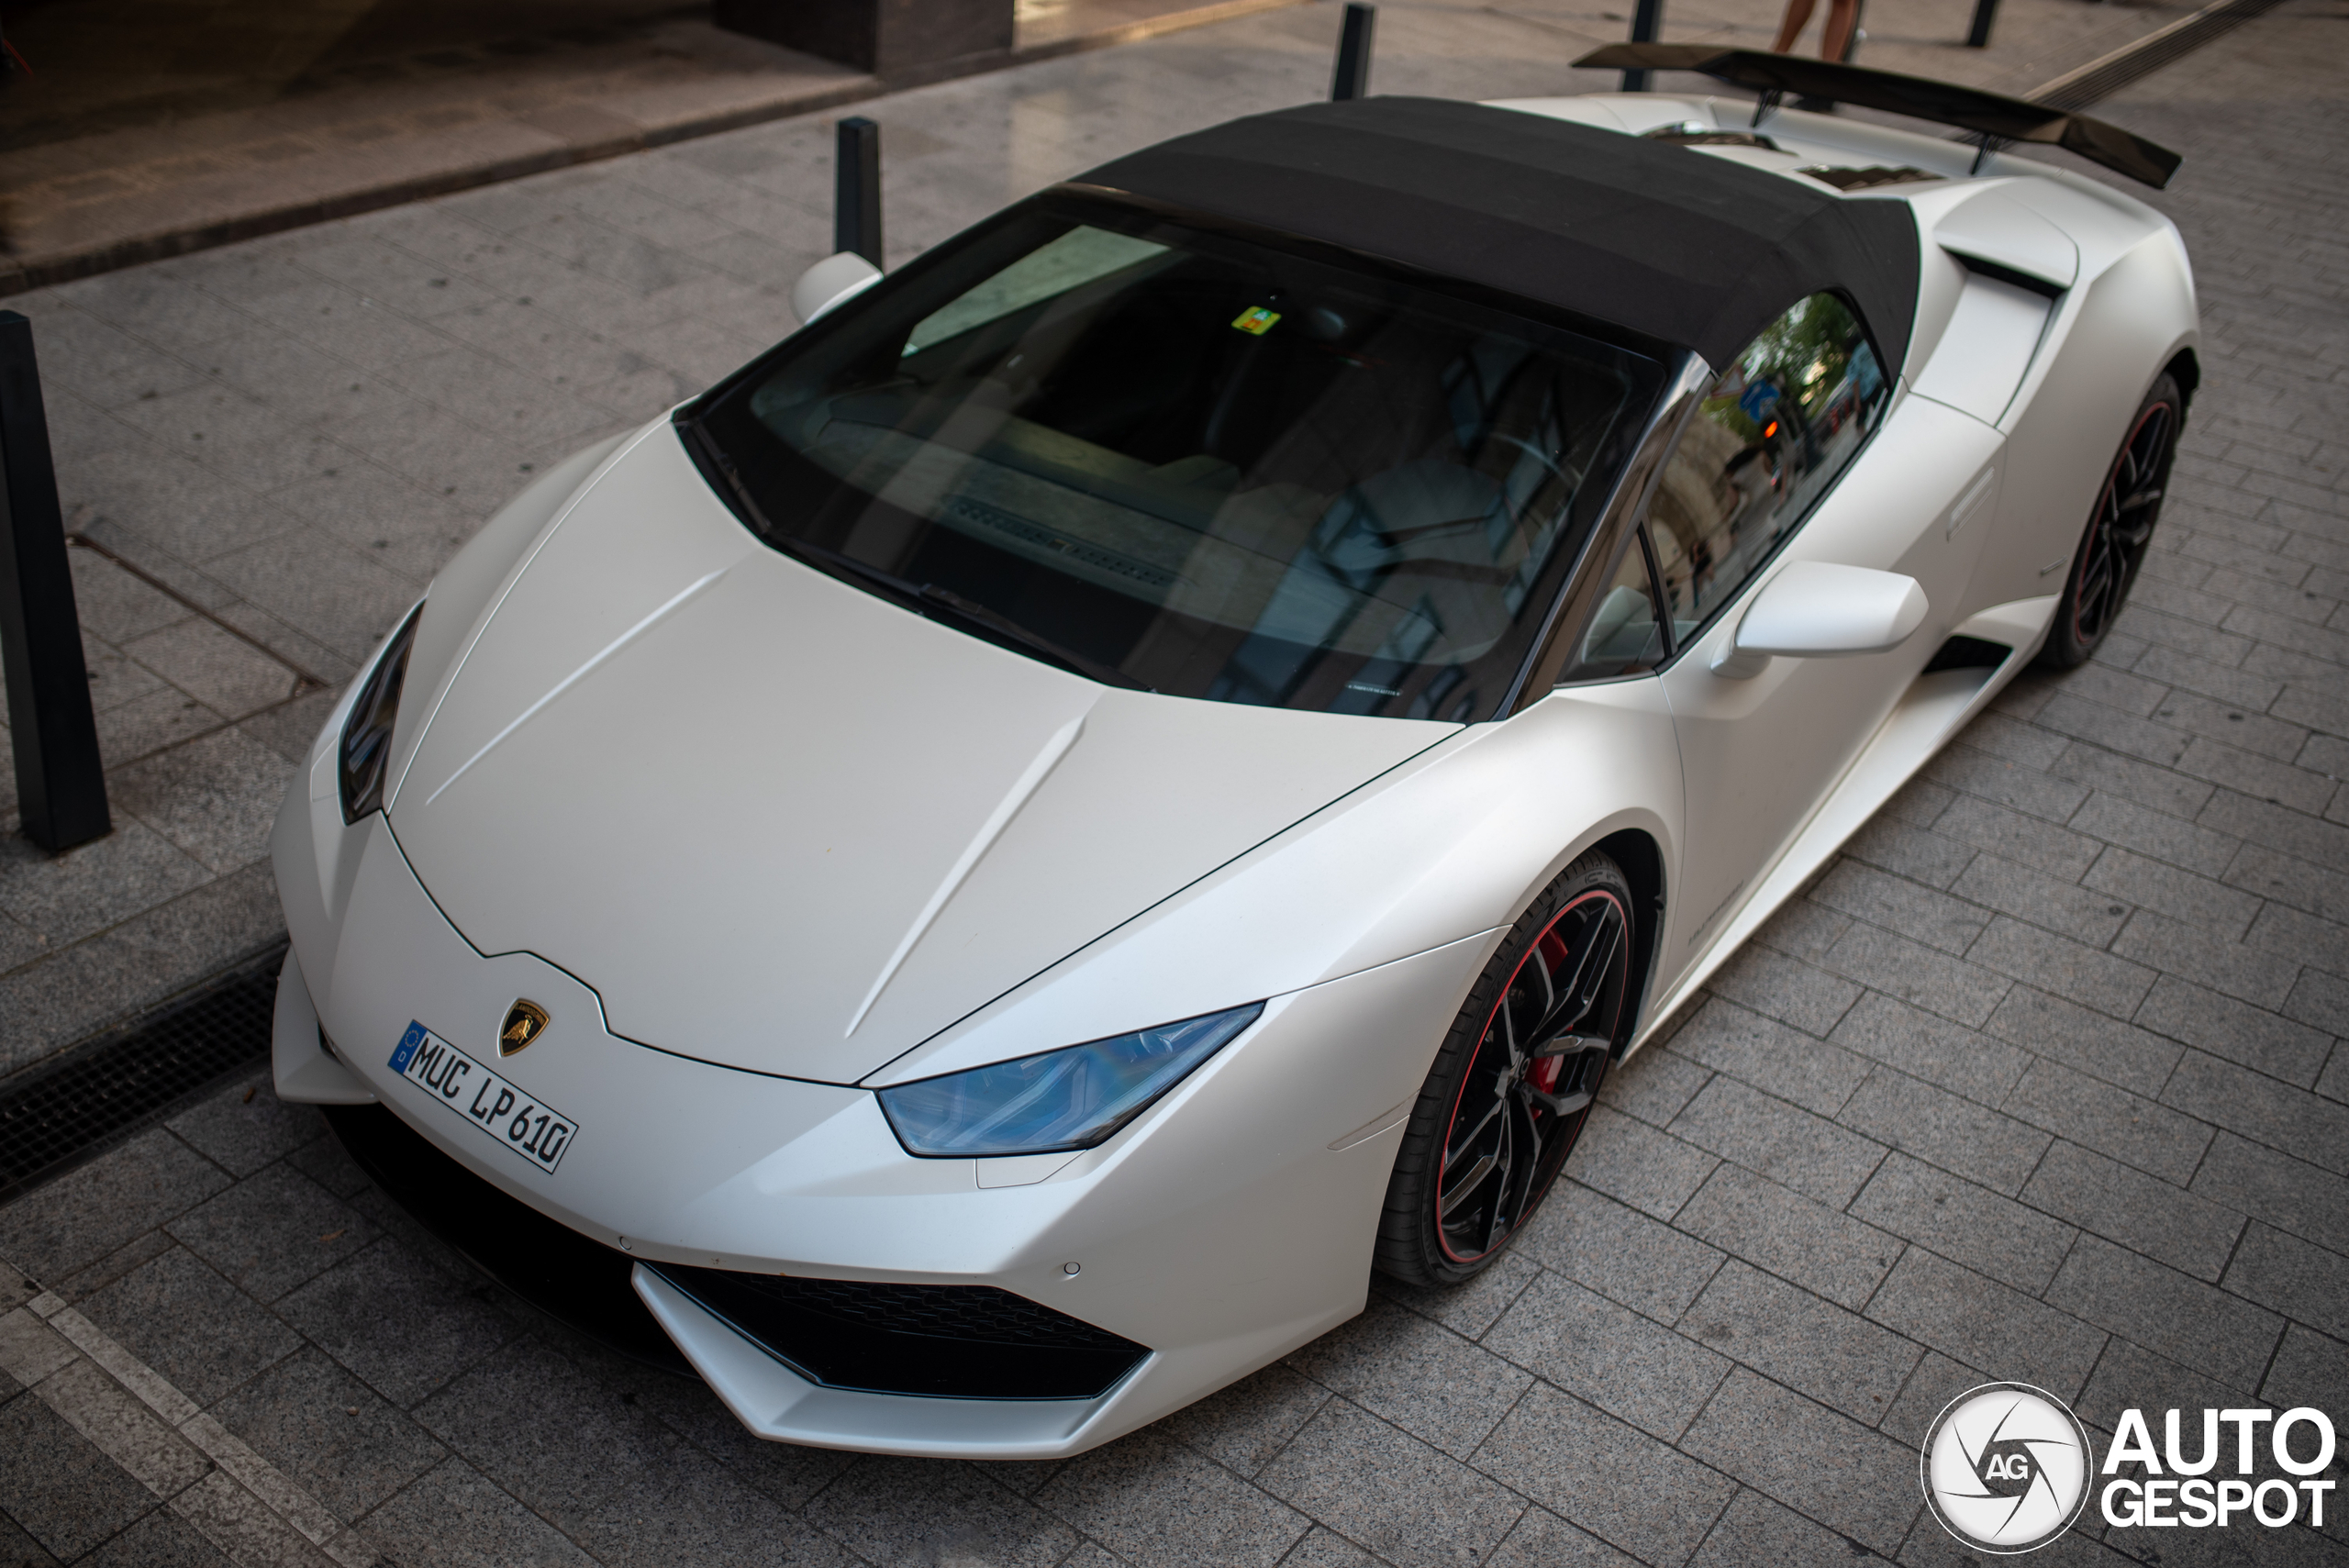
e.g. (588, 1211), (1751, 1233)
(1374, 851), (1639, 1288)
(2039, 372), (2185, 670)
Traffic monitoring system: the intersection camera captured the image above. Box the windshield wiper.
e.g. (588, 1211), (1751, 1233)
(917, 584), (1153, 692)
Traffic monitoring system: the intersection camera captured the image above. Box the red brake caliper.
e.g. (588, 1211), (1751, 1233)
(1526, 930), (1568, 1095)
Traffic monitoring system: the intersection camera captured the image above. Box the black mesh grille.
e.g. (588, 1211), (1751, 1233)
(740, 1275), (1140, 1351)
(649, 1263), (1151, 1401)
(0, 946), (284, 1202)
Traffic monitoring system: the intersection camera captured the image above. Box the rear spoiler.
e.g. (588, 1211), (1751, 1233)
(1571, 45), (2180, 189)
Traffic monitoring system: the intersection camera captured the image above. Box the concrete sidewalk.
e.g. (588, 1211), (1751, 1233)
(0, 0), (2346, 1563)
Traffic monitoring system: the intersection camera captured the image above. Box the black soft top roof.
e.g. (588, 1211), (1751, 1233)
(1078, 96), (1921, 373)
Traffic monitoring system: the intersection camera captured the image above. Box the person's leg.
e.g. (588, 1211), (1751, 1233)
(1820, 0), (1860, 59)
(1771, 0), (1818, 53)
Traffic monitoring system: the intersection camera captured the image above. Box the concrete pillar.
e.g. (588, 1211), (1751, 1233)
(715, 0), (1015, 74)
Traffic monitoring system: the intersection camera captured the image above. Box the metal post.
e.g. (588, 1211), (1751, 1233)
(1330, 3), (1375, 101)
(1965, 0), (1997, 48)
(834, 117), (882, 267)
(0, 312), (109, 852)
(1621, 0), (1664, 91)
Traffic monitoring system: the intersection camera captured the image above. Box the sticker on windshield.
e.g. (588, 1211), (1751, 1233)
(1231, 306), (1282, 336)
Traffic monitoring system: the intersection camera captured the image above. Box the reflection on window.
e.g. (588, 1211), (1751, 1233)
(1647, 293), (1888, 643)
(692, 201), (1662, 720)
(1562, 534), (1664, 682)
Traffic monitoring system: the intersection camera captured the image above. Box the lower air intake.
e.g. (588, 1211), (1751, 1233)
(646, 1263), (1149, 1402)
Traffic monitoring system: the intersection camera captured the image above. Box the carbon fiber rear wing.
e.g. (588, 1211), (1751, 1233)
(1572, 45), (2180, 189)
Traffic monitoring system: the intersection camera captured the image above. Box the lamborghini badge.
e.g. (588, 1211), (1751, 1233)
(499, 1000), (551, 1056)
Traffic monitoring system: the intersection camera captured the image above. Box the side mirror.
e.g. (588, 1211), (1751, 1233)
(1711, 561), (1928, 680)
(790, 252), (882, 326)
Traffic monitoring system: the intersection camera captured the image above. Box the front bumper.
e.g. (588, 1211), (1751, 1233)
(275, 807), (1492, 1456)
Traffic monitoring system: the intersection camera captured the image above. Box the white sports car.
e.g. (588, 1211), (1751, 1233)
(270, 53), (2194, 1458)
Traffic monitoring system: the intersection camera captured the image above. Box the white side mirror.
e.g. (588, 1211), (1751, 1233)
(790, 251), (883, 326)
(1711, 561), (1929, 680)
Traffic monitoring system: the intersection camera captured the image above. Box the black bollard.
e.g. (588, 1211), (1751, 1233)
(1620, 0), (1664, 91)
(0, 312), (110, 852)
(1330, 3), (1375, 101)
(835, 117), (883, 268)
(1965, 0), (1998, 48)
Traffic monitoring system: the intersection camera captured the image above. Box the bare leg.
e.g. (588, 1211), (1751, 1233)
(1771, 0), (1817, 53)
(1820, 0), (1860, 59)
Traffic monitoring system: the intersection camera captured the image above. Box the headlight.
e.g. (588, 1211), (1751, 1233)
(340, 604), (423, 823)
(877, 1003), (1264, 1157)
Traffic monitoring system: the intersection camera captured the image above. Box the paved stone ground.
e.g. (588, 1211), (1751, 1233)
(1, 0), (2346, 1562)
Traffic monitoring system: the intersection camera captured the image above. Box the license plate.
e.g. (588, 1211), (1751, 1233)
(388, 1021), (577, 1173)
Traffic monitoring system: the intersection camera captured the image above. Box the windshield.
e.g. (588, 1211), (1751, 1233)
(686, 195), (1664, 719)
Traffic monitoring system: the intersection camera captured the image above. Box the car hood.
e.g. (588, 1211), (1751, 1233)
(386, 427), (1454, 1084)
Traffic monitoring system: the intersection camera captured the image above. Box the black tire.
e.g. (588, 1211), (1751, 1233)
(1374, 851), (1639, 1288)
(2039, 372), (2185, 670)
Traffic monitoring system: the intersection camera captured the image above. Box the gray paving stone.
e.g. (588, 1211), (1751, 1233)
(1831, 991), (2032, 1106)
(1570, 1107), (1720, 1221)
(275, 1240), (517, 1408)
(164, 1163), (376, 1304)
(75, 1246), (299, 1407)
(1877, 1351), (1987, 1453)
(1984, 985), (2182, 1098)
(0, 1129), (230, 1284)
(1823, 923), (2011, 1028)
(2087, 848), (2263, 942)
(2243, 901), (2349, 982)
(1968, 916), (2159, 1020)
(1510, 1181), (1725, 1325)
(2201, 790), (2349, 877)
(2004, 1059), (2213, 1186)
(1374, 1247), (1539, 1342)
(1482, 1273), (1729, 1441)
(1665, 998), (1870, 1117)
(1852, 1152), (2076, 1294)
(1703, 943), (1864, 1036)
(1866, 1250), (2105, 1402)
(1474, 1383), (1734, 1568)
(1597, 1045), (1712, 1129)
(1838, 1067), (2051, 1196)
(1813, 860), (1992, 956)
(2263, 1325), (2349, 1419)
(78, 1507), (236, 1568)
(2190, 1132), (2349, 1249)
(1753, 893), (1854, 962)
(2221, 1224), (2349, 1342)
(2051, 741), (2217, 821)
(2021, 1141), (2244, 1282)
(1671, 1077), (1887, 1209)
(2073, 793), (2244, 878)
(164, 1071), (330, 1180)
(1158, 1363), (1329, 1479)
(1486, 1508), (1642, 1568)
(2162, 1051), (2349, 1177)
(206, 1345), (443, 1525)
(2074, 1335), (2244, 1435)
(0, 1389), (164, 1563)
(1042, 1428), (1308, 1568)
(1252, 1400), (1512, 1568)
(1841, 817), (1976, 889)
(2282, 968), (2349, 1039)
(2045, 1237), (2284, 1391)
(1689, 1487), (1865, 1568)
(1286, 1298), (1531, 1461)
(2137, 974), (2334, 1087)
(2111, 911), (2305, 1011)
(1933, 795), (2105, 881)
(1675, 1162), (1900, 1310)
(1950, 851), (2132, 948)
(1679, 1262), (1920, 1427)
(1281, 1526), (1380, 1568)
(1678, 1371), (1920, 1558)
(359, 1454), (596, 1568)
(806, 1457), (1078, 1568)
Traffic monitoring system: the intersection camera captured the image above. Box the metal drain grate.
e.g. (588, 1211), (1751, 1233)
(0, 945), (284, 1203)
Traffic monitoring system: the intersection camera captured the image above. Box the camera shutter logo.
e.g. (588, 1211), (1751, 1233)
(1921, 1383), (2095, 1552)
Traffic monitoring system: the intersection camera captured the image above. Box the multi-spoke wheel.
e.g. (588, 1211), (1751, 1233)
(1375, 852), (1638, 1286)
(2041, 373), (2184, 669)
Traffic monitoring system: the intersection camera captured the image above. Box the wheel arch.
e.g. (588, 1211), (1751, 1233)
(1591, 827), (1665, 1056)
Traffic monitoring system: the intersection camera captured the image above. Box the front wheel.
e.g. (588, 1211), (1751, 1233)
(2039, 372), (2184, 669)
(1374, 852), (1638, 1288)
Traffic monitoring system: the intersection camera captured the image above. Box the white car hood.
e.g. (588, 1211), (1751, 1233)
(386, 428), (1453, 1084)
